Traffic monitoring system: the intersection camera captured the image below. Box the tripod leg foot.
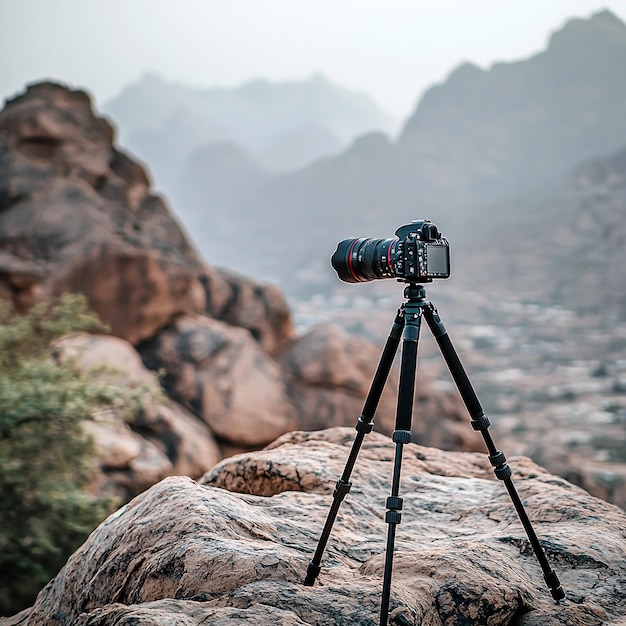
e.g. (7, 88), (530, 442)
(303, 561), (321, 586)
(545, 570), (566, 603)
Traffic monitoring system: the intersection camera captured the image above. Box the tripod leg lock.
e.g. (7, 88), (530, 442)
(392, 430), (412, 444)
(470, 412), (491, 431)
(386, 496), (403, 511)
(385, 510), (402, 524)
(333, 478), (352, 499)
(355, 416), (374, 434)
(493, 464), (512, 481)
(488, 450), (512, 480)
(385, 496), (403, 524)
(489, 450), (507, 467)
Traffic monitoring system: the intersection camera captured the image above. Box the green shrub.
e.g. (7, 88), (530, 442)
(0, 294), (150, 616)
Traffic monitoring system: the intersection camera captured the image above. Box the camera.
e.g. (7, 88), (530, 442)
(331, 220), (450, 283)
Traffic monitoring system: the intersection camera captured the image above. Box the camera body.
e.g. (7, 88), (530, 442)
(331, 220), (450, 284)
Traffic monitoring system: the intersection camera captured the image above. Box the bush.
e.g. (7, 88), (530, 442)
(0, 294), (150, 616)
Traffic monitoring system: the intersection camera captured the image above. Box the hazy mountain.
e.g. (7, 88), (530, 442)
(101, 72), (399, 195)
(397, 9), (626, 202)
(458, 143), (626, 316)
(259, 124), (344, 172)
(176, 9), (626, 305)
(178, 141), (271, 241)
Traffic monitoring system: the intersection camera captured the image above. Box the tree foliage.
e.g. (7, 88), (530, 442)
(0, 294), (154, 616)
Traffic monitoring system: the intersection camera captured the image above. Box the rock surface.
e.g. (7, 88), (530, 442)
(6, 428), (626, 625)
(138, 314), (297, 447)
(53, 332), (221, 500)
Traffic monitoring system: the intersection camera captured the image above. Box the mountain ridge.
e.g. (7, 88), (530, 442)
(180, 8), (626, 305)
(101, 72), (399, 193)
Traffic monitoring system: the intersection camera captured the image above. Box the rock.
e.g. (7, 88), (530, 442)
(53, 332), (221, 499)
(53, 332), (157, 387)
(10, 428), (626, 625)
(138, 314), (297, 447)
(529, 443), (626, 512)
(81, 408), (173, 500)
(0, 82), (294, 352)
(281, 323), (481, 451)
(0, 82), (207, 345)
(134, 402), (221, 483)
(200, 265), (293, 357)
(281, 323), (398, 433)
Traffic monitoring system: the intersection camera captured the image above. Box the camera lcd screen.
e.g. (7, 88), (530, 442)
(426, 244), (450, 275)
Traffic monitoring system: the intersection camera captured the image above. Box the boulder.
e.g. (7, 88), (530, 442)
(138, 314), (297, 447)
(53, 332), (221, 499)
(7, 428), (626, 625)
(0, 82), (207, 345)
(281, 323), (480, 451)
(199, 265), (293, 357)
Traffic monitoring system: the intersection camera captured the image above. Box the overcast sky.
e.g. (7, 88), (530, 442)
(1, 1), (624, 119)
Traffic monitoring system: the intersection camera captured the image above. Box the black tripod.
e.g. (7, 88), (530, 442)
(303, 282), (565, 625)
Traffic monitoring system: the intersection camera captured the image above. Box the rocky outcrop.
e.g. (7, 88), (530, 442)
(0, 82), (206, 345)
(0, 81), (295, 350)
(0, 82), (298, 454)
(6, 428), (626, 625)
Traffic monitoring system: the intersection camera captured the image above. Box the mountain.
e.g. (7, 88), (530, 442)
(175, 10), (626, 307)
(397, 9), (626, 202)
(459, 143), (626, 316)
(101, 72), (399, 195)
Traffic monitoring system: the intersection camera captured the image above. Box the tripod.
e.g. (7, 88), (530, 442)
(303, 282), (565, 625)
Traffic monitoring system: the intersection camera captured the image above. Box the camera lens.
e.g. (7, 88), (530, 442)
(331, 237), (396, 283)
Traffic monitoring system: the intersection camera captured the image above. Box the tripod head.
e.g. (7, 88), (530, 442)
(400, 281), (427, 300)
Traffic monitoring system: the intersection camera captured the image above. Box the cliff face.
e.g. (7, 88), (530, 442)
(5, 429), (626, 625)
(456, 143), (626, 317)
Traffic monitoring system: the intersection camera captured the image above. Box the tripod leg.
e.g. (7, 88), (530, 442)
(423, 304), (565, 603)
(303, 308), (405, 586)
(380, 302), (422, 626)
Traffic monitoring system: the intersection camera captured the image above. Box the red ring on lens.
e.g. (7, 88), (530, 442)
(387, 239), (395, 273)
(347, 239), (363, 282)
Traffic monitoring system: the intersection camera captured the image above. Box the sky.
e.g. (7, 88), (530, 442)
(1, 1), (625, 120)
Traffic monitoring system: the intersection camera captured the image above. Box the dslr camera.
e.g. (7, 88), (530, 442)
(331, 220), (450, 283)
